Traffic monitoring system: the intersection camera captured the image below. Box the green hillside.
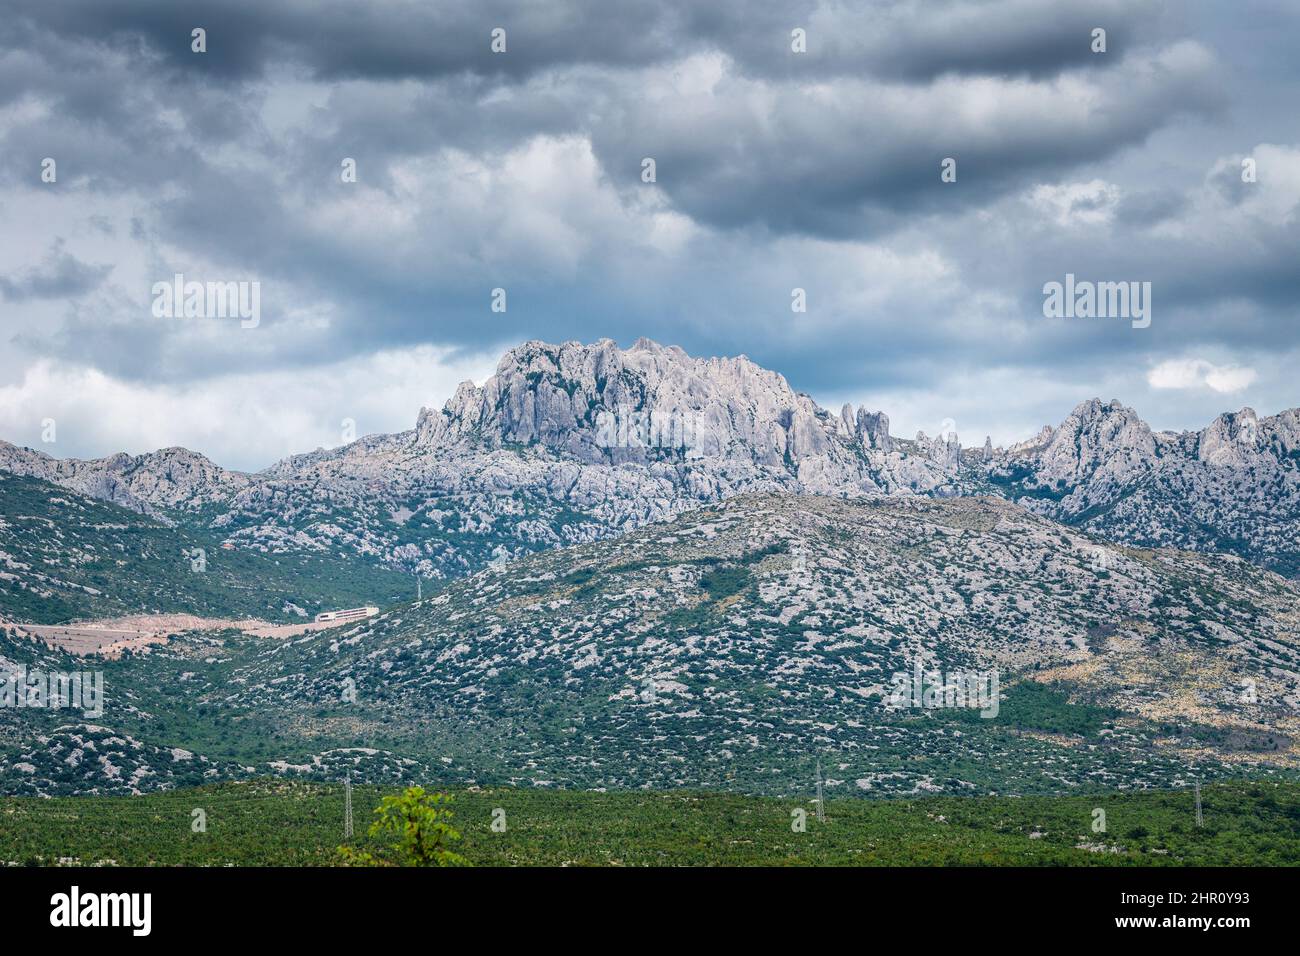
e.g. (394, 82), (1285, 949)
(0, 470), (409, 623)
(3, 493), (1298, 802)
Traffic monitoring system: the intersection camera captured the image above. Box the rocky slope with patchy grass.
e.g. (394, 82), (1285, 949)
(6, 493), (1296, 797)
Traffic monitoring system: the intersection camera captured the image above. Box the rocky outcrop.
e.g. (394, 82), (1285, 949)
(0, 442), (247, 520)
(984, 399), (1300, 576)
(418, 338), (867, 473)
(914, 428), (962, 474)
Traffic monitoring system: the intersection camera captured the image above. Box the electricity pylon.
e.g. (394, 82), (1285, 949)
(344, 771), (354, 840)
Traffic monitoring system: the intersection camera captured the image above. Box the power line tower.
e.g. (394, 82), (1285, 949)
(1193, 777), (1203, 828)
(344, 771), (354, 840)
(416, 576), (422, 602)
(814, 759), (825, 824)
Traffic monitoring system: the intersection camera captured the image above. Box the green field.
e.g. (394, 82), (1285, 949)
(2, 779), (1298, 866)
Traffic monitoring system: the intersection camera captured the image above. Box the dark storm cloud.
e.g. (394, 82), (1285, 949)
(3, 0), (1174, 85)
(0, 0), (1296, 440)
(589, 40), (1224, 238)
(0, 241), (112, 301)
(694, 0), (1171, 82)
(0, 18), (271, 194)
(0, 0), (1219, 232)
(2, 0), (686, 82)
(1113, 189), (1187, 227)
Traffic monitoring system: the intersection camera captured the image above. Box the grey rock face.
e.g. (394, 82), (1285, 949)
(981, 399), (1300, 576)
(854, 408), (894, 452)
(0, 442), (247, 521)
(419, 339), (871, 476)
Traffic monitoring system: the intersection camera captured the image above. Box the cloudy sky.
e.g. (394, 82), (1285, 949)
(1, 0), (1297, 470)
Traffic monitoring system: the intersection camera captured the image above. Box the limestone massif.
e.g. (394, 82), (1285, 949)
(2, 337), (1297, 580)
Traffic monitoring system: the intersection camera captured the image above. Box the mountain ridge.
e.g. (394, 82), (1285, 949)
(2, 337), (1297, 580)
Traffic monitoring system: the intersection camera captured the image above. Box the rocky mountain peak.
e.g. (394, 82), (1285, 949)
(0, 441), (244, 518)
(1007, 425), (1055, 456)
(1028, 398), (1156, 486)
(412, 338), (873, 477)
(1197, 407), (1264, 466)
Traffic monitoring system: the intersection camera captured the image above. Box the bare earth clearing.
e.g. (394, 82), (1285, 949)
(0, 613), (336, 658)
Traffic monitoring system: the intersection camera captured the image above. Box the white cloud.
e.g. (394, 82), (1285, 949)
(0, 345), (500, 471)
(1029, 180), (1121, 227)
(1147, 358), (1257, 394)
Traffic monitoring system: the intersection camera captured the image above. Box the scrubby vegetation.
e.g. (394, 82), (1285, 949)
(0, 471), (408, 623)
(1, 779), (1298, 866)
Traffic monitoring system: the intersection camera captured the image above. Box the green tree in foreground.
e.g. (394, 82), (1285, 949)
(338, 786), (467, 867)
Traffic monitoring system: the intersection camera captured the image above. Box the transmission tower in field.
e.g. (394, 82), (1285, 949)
(815, 759), (825, 823)
(1194, 777), (1203, 828)
(344, 771), (354, 840)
